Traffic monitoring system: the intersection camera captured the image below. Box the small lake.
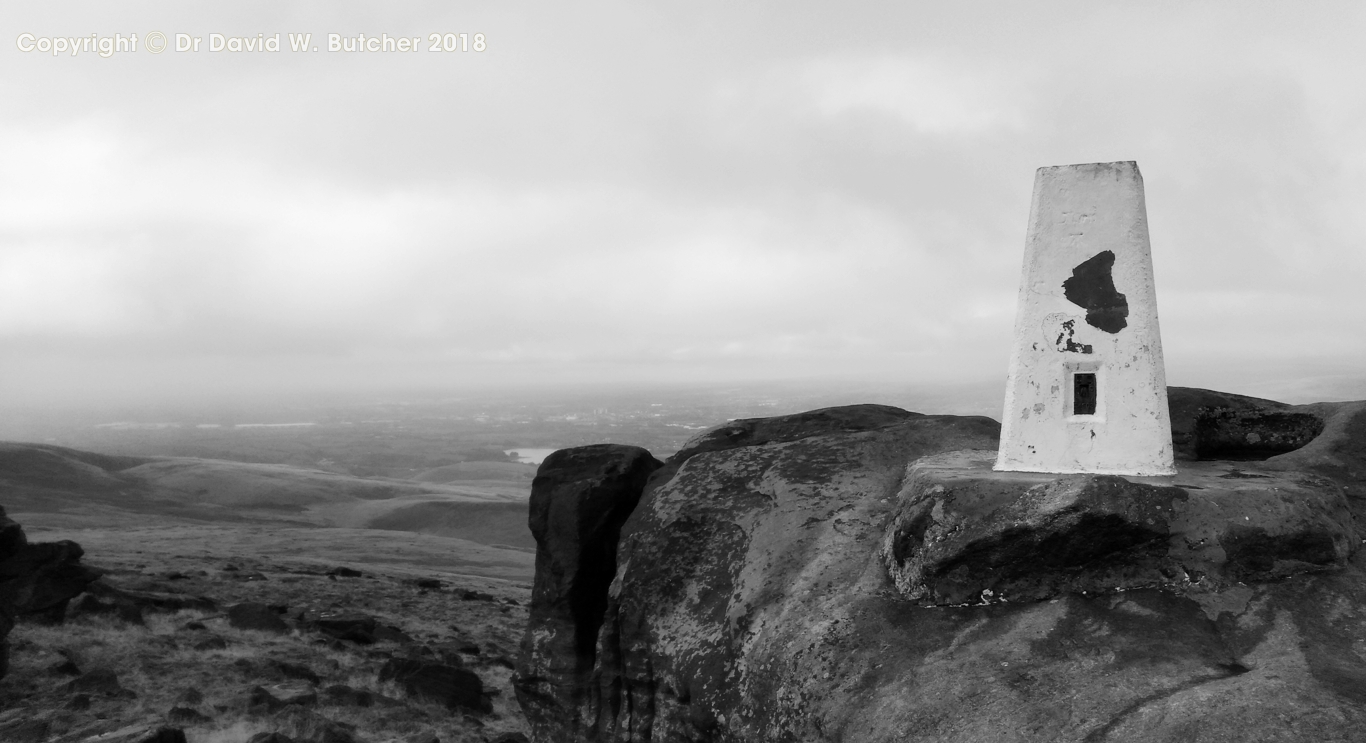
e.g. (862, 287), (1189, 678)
(504, 448), (559, 465)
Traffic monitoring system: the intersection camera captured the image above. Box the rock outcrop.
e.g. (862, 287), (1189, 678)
(1168, 386), (1366, 526)
(513, 444), (663, 740)
(379, 657), (491, 713)
(1167, 386), (1327, 461)
(883, 450), (1356, 606)
(516, 394), (1366, 743)
(0, 505), (102, 678)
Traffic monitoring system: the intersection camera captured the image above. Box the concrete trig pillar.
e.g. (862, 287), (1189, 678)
(995, 161), (1176, 476)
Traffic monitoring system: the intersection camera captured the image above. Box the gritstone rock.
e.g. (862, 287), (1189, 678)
(372, 624), (413, 644)
(167, 706), (213, 724)
(515, 396), (1366, 743)
(247, 683), (318, 713)
(323, 683), (376, 707)
(882, 450), (1356, 604)
(228, 602), (291, 633)
(85, 580), (216, 614)
(0, 719), (50, 743)
(67, 668), (134, 697)
(511, 443), (663, 738)
(298, 609), (378, 643)
(0, 505), (101, 672)
(193, 635), (228, 650)
(137, 728), (188, 743)
(272, 659), (322, 684)
(379, 656), (490, 713)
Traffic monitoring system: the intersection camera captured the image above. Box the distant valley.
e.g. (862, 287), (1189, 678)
(0, 441), (539, 586)
(0, 382), (1007, 584)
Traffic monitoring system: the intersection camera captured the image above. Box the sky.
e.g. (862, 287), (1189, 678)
(2, 1), (1365, 412)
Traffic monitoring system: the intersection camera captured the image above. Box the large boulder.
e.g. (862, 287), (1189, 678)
(0, 505), (101, 678)
(1167, 387), (1292, 460)
(297, 609), (377, 644)
(1168, 389), (1366, 525)
(0, 509), (101, 620)
(380, 656), (490, 713)
(882, 450), (1357, 605)
(228, 602), (290, 634)
(516, 398), (1366, 743)
(513, 444), (663, 740)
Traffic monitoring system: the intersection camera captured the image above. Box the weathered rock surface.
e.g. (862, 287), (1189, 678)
(323, 683), (377, 707)
(0, 506), (101, 621)
(1167, 386), (1292, 460)
(883, 450), (1357, 605)
(85, 579), (217, 614)
(136, 728), (188, 743)
(0, 505), (102, 678)
(1259, 399), (1366, 523)
(248, 682), (318, 713)
(517, 396), (1366, 743)
(230, 602), (291, 634)
(167, 706), (213, 724)
(379, 656), (490, 713)
(68, 668), (135, 698)
(1168, 385), (1338, 463)
(513, 444), (662, 737)
(298, 609), (378, 644)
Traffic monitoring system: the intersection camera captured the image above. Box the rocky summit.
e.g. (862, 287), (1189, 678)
(515, 391), (1366, 743)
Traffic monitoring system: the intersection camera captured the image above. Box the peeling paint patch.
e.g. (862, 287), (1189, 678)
(1054, 318), (1093, 354)
(1063, 250), (1128, 333)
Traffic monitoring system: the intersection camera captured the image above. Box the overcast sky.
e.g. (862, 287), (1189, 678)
(3, 1), (1364, 410)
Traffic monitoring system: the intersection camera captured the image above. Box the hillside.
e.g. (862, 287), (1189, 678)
(0, 441), (537, 568)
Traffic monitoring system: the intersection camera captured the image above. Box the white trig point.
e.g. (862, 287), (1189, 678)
(995, 161), (1176, 476)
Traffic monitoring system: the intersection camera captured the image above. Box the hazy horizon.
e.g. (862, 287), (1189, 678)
(4, 2), (1364, 417)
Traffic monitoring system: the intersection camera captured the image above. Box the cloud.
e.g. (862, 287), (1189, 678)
(2, 2), (1365, 408)
(805, 55), (1024, 134)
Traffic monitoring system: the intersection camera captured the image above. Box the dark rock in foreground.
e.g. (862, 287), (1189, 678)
(380, 656), (490, 713)
(68, 668), (135, 698)
(229, 602), (291, 634)
(85, 580), (217, 614)
(248, 683), (318, 713)
(0, 506), (101, 621)
(516, 396), (1366, 742)
(1194, 406), (1324, 460)
(137, 728), (188, 743)
(513, 444), (662, 738)
(0, 718), (50, 743)
(1167, 386), (1293, 460)
(883, 450), (1356, 605)
(167, 706), (213, 724)
(298, 609), (378, 644)
(0, 506), (101, 677)
(323, 683), (377, 707)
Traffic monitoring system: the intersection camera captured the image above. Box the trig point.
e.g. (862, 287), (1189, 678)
(995, 161), (1176, 476)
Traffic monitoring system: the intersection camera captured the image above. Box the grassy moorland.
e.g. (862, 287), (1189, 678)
(1, 384), (1001, 741)
(0, 441), (539, 743)
(1, 542), (531, 742)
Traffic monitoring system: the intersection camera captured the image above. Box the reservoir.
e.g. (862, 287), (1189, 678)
(504, 448), (558, 465)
